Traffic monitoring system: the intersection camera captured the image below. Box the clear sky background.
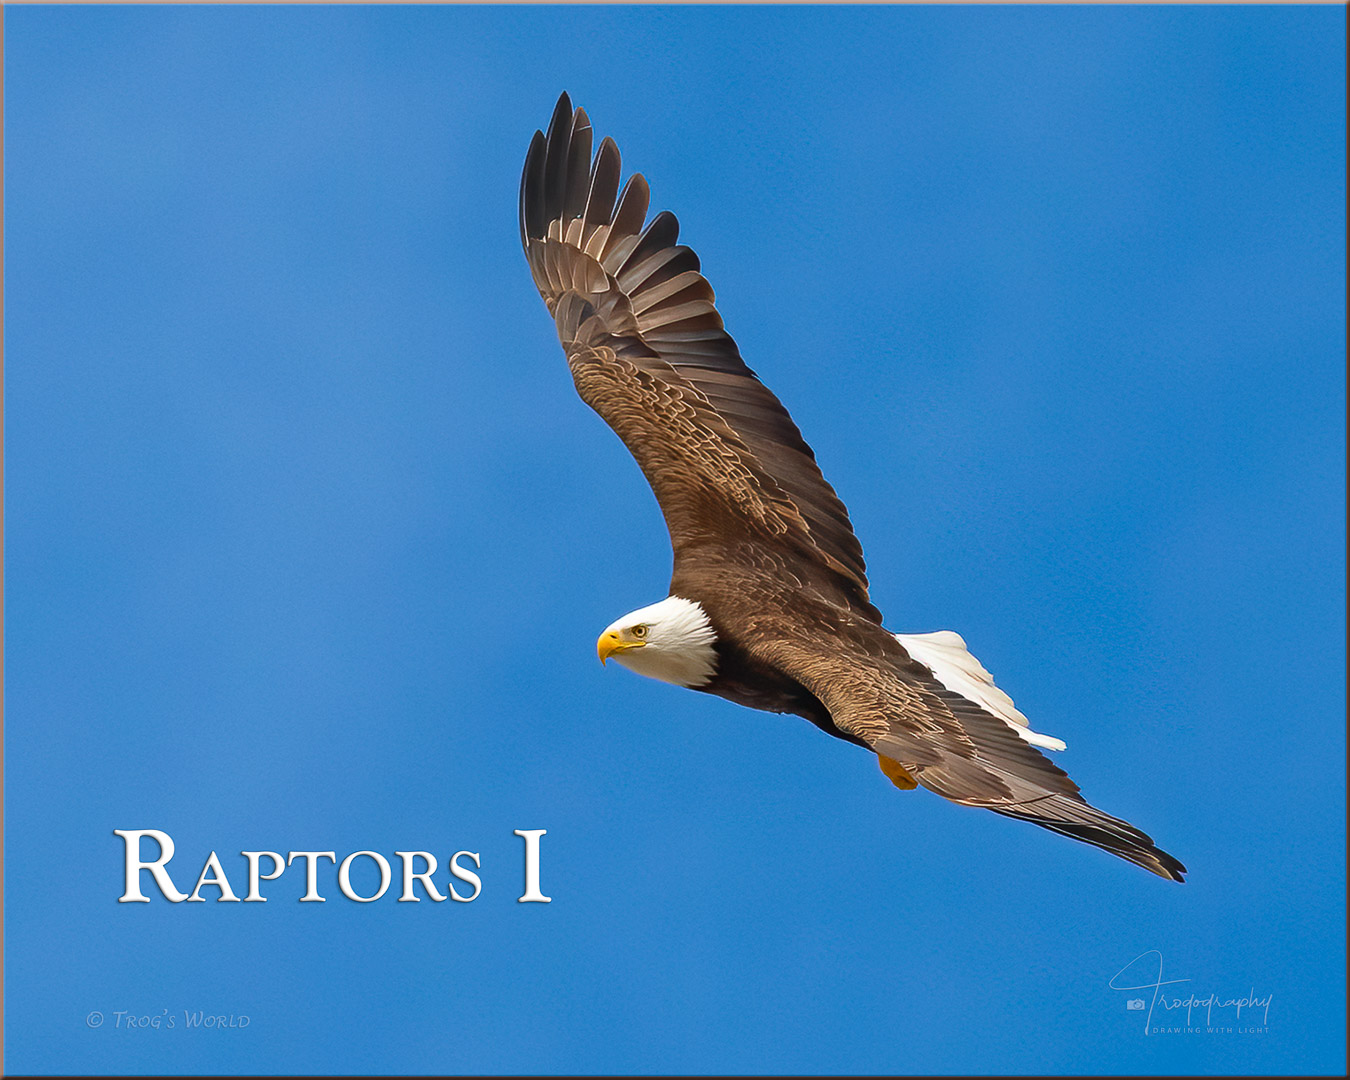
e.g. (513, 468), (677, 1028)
(5, 5), (1345, 1076)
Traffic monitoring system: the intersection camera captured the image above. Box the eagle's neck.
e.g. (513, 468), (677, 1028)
(614, 595), (718, 688)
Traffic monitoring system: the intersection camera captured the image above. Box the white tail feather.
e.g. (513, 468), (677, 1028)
(894, 630), (1067, 752)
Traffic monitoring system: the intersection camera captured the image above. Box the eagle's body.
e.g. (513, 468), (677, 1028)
(521, 94), (1186, 882)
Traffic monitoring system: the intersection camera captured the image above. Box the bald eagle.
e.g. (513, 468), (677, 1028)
(520, 94), (1185, 882)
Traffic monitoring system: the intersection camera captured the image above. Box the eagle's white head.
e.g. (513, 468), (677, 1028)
(596, 596), (718, 688)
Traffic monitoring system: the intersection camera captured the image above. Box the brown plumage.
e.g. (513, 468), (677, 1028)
(520, 93), (1186, 883)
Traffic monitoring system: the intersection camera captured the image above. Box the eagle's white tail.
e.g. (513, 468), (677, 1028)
(894, 630), (1067, 752)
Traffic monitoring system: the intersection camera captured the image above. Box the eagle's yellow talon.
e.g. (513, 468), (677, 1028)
(878, 755), (918, 790)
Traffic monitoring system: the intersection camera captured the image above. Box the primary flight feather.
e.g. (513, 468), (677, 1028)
(520, 93), (1185, 882)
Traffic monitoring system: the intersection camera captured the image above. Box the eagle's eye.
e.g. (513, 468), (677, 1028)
(631, 625), (648, 639)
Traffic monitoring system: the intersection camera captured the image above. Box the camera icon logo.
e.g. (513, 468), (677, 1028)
(1126, 999), (1146, 1011)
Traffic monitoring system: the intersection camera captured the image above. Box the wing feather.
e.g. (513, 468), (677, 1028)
(599, 175), (651, 270)
(582, 137), (622, 243)
(520, 131), (547, 247)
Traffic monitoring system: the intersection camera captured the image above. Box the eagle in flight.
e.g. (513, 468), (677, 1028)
(520, 93), (1185, 882)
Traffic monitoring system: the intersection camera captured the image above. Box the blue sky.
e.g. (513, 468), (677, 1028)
(4, 5), (1345, 1075)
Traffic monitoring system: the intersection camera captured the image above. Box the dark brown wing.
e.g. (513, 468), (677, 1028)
(895, 684), (1187, 883)
(750, 626), (1187, 882)
(521, 93), (876, 619)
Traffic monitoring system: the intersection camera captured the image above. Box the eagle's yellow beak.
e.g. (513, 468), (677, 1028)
(597, 630), (642, 665)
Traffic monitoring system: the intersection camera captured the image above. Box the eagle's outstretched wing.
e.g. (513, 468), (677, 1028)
(520, 94), (877, 620)
(753, 629), (1187, 881)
